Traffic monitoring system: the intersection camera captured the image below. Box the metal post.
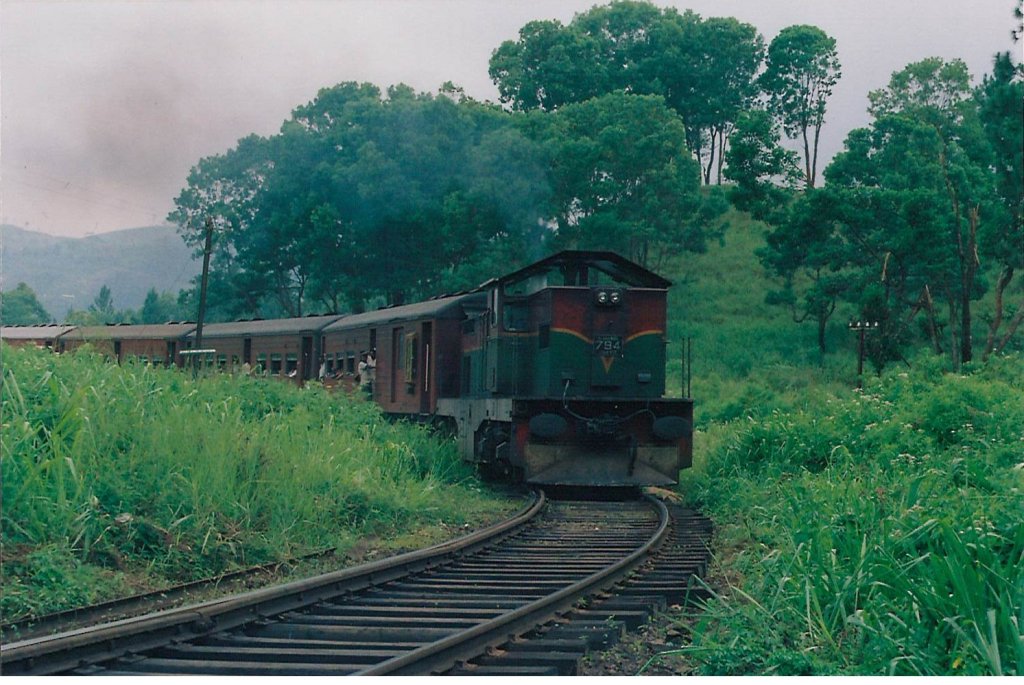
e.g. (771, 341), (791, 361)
(848, 320), (879, 388)
(686, 337), (692, 399)
(194, 217), (214, 371)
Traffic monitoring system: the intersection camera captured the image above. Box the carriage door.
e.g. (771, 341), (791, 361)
(301, 336), (313, 381)
(420, 322), (432, 413)
(167, 341), (177, 366)
(390, 327), (404, 403)
(243, 338), (252, 365)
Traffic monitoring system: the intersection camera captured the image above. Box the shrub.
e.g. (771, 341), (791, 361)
(679, 353), (1024, 675)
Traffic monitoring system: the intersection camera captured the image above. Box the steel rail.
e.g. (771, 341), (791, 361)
(0, 492), (544, 676)
(356, 493), (670, 676)
(1, 547), (339, 640)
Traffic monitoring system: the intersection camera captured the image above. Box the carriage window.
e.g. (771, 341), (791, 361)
(285, 353), (298, 374)
(347, 353), (355, 374)
(405, 332), (418, 385)
(217, 354), (228, 369)
(270, 353), (282, 375)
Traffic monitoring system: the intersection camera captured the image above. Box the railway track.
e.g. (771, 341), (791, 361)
(1, 491), (712, 676)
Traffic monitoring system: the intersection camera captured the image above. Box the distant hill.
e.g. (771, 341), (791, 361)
(1, 224), (198, 320)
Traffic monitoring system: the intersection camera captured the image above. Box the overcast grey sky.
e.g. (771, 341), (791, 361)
(1, 0), (1018, 237)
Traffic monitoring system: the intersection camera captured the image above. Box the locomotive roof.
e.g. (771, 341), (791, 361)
(485, 250), (672, 290)
(186, 314), (344, 339)
(1, 324), (78, 340)
(323, 293), (482, 333)
(61, 323), (199, 340)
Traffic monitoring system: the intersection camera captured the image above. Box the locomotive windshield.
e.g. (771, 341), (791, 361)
(500, 251), (670, 297)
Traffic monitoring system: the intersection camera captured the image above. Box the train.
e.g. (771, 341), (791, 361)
(2, 251), (693, 486)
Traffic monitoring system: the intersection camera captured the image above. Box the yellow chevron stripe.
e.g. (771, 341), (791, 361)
(551, 327), (592, 344)
(625, 329), (663, 343)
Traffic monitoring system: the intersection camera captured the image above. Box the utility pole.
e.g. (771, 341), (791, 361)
(848, 320), (879, 388)
(193, 217), (214, 370)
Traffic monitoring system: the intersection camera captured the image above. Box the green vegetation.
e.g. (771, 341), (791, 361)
(0, 344), (509, 621)
(675, 356), (1023, 675)
(655, 208), (1022, 676)
(0, 283), (52, 325)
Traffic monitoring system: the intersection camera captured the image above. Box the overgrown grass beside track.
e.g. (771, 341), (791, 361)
(1, 344), (509, 622)
(677, 355), (1024, 675)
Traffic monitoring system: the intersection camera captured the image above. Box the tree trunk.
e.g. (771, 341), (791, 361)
(945, 285), (960, 369)
(703, 129), (717, 185)
(810, 122), (822, 189)
(983, 266), (1015, 360)
(817, 313), (827, 355)
(959, 207), (979, 364)
(716, 128), (727, 185)
(801, 126), (812, 189)
(923, 285), (943, 355)
(995, 300), (1024, 355)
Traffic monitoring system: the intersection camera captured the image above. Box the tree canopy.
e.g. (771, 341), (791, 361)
(1, 283), (51, 325)
(489, 1), (765, 185)
(759, 24), (841, 189)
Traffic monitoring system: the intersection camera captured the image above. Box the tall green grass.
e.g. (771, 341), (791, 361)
(1, 344), (509, 620)
(676, 354), (1024, 675)
(662, 209), (856, 425)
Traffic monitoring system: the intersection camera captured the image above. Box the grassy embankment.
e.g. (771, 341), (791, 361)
(660, 210), (1023, 675)
(1, 346), (512, 622)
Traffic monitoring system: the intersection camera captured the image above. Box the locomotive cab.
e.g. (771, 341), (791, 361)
(439, 251), (693, 487)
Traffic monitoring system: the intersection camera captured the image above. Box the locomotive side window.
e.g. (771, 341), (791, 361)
(503, 302), (529, 331)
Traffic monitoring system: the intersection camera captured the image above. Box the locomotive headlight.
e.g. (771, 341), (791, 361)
(597, 290), (609, 304)
(610, 290), (622, 304)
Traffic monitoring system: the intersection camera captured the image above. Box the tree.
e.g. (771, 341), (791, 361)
(171, 83), (551, 314)
(139, 288), (184, 324)
(865, 58), (997, 365)
(489, 2), (765, 185)
(976, 52), (1024, 359)
(488, 20), (608, 111)
(814, 59), (1002, 368)
(1, 283), (51, 325)
(724, 109), (802, 222)
(539, 91), (718, 267)
(89, 285), (116, 320)
(759, 25), (841, 188)
(659, 16), (765, 183)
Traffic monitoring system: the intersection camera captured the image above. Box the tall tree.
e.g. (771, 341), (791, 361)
(89, 285), (116, 320)
(977, 52), (1024, 359)
(171, 83), (551, 314)
(139, 288), (183, 324)
(489, 2), (765, 185)
(539, 91), (718, 268)
(866, 57), (996, 365)
(0, 283), (51, 325)
(815, 58), (1002, 368)
(488, 20), (607, 112)
(759, 25), (841, 188)
(724, 109), (802, 222)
